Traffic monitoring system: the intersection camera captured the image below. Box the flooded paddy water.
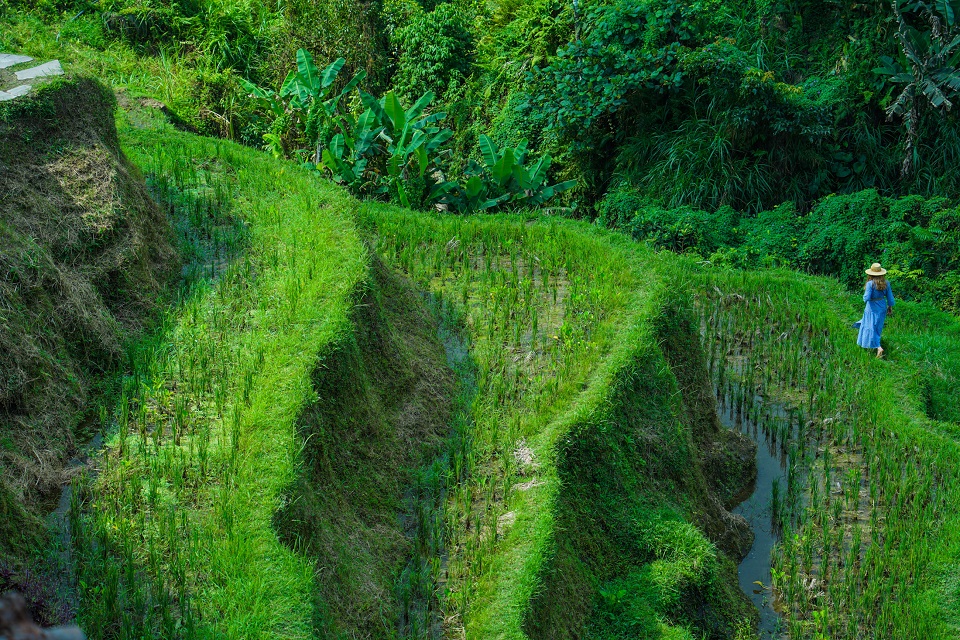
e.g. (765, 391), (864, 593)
(720, 398), (789, 638)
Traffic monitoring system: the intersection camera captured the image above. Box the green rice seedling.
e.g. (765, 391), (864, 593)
(362, 207), (722, 637)
(67, 108), (368, 638)
(684, 260), (960, 638)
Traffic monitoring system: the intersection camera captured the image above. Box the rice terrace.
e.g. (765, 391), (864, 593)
(2, 0), (960, 638)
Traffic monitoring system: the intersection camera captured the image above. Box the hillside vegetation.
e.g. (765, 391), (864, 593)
(54, 101), (758, 638)
(2, 0), (960, 638)
(36, 92), (958, 639)
(5, 0), (960, 308)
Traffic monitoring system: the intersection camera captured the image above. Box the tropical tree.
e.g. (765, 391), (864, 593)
(877, 0), (960, 175)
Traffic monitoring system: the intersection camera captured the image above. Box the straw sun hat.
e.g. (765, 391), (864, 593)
(865, 263), (887, 276)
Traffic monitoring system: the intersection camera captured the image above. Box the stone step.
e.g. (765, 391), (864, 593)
(0, 53), (33, 69)
(15, 60), (63, 81)
(0, 84), (31, 101)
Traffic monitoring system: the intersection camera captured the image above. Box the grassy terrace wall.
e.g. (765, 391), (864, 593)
(522, 289), (755, 640)
(0, 76), (175, 597)
(274, 257), (457, 636)
(70, 106), (367, 638)
(362, 209), (758, 638)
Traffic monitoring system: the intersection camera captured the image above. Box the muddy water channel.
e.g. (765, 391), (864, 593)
(720, 395), (791, 639)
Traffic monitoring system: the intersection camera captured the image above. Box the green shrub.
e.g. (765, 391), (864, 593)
(101, 1), (186, 46)
(800, 190), (960, 295)
(99, 0), (275, 75)
(392, 2), (474, 104)
(191, 0), (275, 73)
(940, 271), (960, 314)
(601, 186), (960, 312)
(598, 186), (739, 255)
(54, 12), (108, 48)
(797, 190), (888, 289)
(726, 202), (800, 268)
(280, 0), (390, 92)
(187, 66), (244, 137)
(528, 0), (714, 144)
(597, 184), (647, 231)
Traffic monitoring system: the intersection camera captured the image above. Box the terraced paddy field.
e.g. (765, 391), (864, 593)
(3, 77), (960, 639)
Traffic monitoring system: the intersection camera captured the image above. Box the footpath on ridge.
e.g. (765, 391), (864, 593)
(0, 52), (63, 101)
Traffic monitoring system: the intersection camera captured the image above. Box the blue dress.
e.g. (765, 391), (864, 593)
(855, 281), (895, 349)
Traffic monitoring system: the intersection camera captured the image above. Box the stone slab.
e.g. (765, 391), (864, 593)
(15, 60), (63, 81)
(0, 85), (31, 101)
(0, 53), (33, 69)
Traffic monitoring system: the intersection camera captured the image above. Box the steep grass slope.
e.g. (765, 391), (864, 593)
(522, 291), (756, 640)
(71, 105), (367, 639)
(274, 257), (457, 636)
(362, 210), (758, 638)
(0, 76), (175, 578)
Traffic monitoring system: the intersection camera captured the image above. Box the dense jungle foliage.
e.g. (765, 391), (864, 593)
(3, 0), (960, 292)
(7, 0), (960, 312)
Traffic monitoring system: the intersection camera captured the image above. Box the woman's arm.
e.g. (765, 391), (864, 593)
(886, 284), (895, 308)
(863, 281), (873, 302)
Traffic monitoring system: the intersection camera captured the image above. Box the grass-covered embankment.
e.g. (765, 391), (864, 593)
(71, 105), (367, 638)
(362, 209), (758, 638)
(273, 256), (458, 636)
(523, 286), (757, 640)
(0, 75), (175, 611)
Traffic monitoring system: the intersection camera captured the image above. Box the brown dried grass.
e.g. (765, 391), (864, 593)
(0, 77), (176, 559)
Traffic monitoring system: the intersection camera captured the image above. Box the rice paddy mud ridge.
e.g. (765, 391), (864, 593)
(0, 53), (64, 101)
(720, 397), (789, 639)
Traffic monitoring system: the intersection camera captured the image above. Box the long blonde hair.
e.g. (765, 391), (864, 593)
(868, 274), (888, 291)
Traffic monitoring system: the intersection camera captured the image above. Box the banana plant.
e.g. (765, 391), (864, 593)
(479, 135), (576, 205)
(876, 0), (960, 175)
(429, 174), (510, 212)
(278, 50), (366, 115)
(320, 134), (366, 187)
(238, 79), (285, 118)
(431, 135), (576, 212)
(240, 49), (366, 153)
(359, 90), (453, 207)
(318, 109), (384, 187)
(511, 151), (578, 207)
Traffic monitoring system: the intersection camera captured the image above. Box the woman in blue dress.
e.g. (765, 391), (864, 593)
(855, 263), (895, 358)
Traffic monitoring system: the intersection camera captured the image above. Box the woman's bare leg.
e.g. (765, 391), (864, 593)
(877, 346), (884, 358)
